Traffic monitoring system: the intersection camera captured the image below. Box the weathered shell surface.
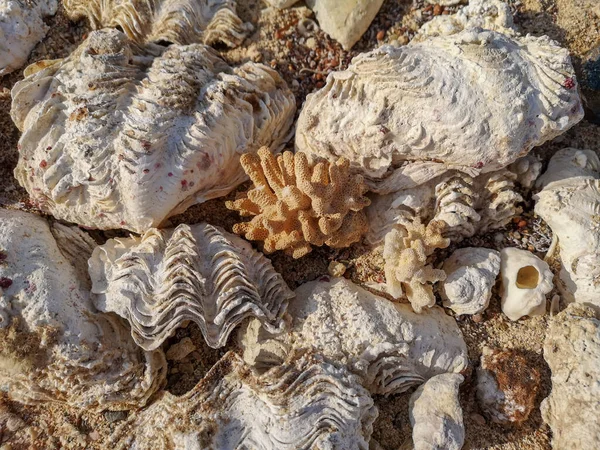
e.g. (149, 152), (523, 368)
(89, 222), (294, 351)
(0, 209), (166, 410)
(0, 0), (57, 75)
(64, 0), (252, 47)
(11, 29), (295, 233)
(534, 148), (600, 307)
(541, 303), (600, 450)
(238, 278), (468, 395)
(499, 247), (554, 321)
(409, 373), (465, 450)
(110, 350), (378, 450)
(441, 247), (501, 316)
(296, 29), (583, 190)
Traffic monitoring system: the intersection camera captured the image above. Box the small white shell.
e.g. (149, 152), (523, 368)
(0, 209), (166, 410)
(64, 0), (252, 47)
(409, 373), (465, 450)
(0, 0), (57, 75)
(109, 351), (378, 450)
(238, 278), (468, 396)
(89, 223), (294, 351)
(541, 303), (600, 450)
(499, 247), (554, 321)
(441, 247), (501, 316)
(534, 148), (600, 307)
(11, 29), (295, 233)
(295, 29), (583, 189)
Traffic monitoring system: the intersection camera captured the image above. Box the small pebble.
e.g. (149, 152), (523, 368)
(179, 363), (194, 374)
(470, 413), (487, 426)
(305, 37), (316, 49)
(376, 30), (385, 41)
(166, 337), (196, 361)
(88, 431), (100, 441)
(328, 261), (347, 277)
(433, 4), (443, 15)
(472, 313), (484, 323)
(517, 220), (527, 228)
(103, 410), (127, 423)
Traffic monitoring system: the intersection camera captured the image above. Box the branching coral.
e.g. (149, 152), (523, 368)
(383, 219), (450, 312)
(226, 147), (371, 258)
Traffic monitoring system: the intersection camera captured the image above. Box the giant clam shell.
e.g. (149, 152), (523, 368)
(109, 350), (378, 450)
(0, 0), (57, 75)
(64, 0), (252, 48)
(0, 209), (166, 410)
(89, 223), (294, 351)
(239, 277), (468, 396)
(295, 29), (583, 191)
(11, 29), (295, 233)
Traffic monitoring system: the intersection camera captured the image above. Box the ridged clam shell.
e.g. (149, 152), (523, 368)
(0, 0), (57, 75)
(64, 0), (252, 47)
(11, 29), (295, 233)
(239, 278), (468, 396)
(89, 223), (294, 351)
(0, 209), (166, 411)
(110, 350), (377, 450)
(296, 29), (583, 189)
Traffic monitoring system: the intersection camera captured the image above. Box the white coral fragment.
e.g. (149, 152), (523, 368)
(409, 373), (465, 450)
(109, 351), (378, 450)
(541, 303), (600, 450)
(0, 0), (57, 75)
(296, 29), (583, 190)
(11, 29), (295, 233)
(0, 209), (166, 411)
(441, 247), (501, 316)
(89, 223), (294, 351)
(534, 148), (600, 307)
(64, 0), (252, 47)
(499, 247), (554, 321)
(239, 278), (468, 396)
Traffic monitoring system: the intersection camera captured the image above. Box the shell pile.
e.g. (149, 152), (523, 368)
(1, 0), (598, 449)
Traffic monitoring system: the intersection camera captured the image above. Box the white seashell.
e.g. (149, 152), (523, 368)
(409, 373), (465, 450)
(64, 0), (253, 47)
(0, 0), (57, 75)
(238, 278), (468, 396)
(295, 29), (583, 190)
(0, 209), (166, 410)
(11, 29), (295, 233)
(508, 154), (542, 189)
(89, 222), (294, 351)
(109, 350), (378, 450)
(541, 303), (600, 450)
(534, 148), (600, 307)
(499, 247), (554, 321)
(441, 247), (501, 316)
(415, 0), (514, 42)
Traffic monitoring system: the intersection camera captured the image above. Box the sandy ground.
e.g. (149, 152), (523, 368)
(1, 0), (600, 449)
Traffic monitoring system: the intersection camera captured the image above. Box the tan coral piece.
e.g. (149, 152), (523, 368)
(384, 218), (449, 312)
(227, 147), (371, 258)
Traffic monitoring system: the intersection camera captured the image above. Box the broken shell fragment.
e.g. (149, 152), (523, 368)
(476, 347), (541, 424)
(89, 223), (294, 351)
(64, 0), (252, 47)
(238, 278), (468, 396)
(110, 351), (378, 450)
(409, 373), (465, 450)
(296, 29), (583, 190)
(0, 0), (57, 75)
(441, 247), (501, 316)
(11, 29), (295, 233)
(0, 209), (166, 411)
(499, 247), (554, 321)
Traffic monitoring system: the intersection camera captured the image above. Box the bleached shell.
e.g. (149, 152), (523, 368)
(64, 0), (252, 47)
(89, 222), (294, 351)
(295, 29), (583, 190)
(534, 148), (600, 307)
(0, 0), (57, 75)
(441, 248), (501, 316)
(11, 29), (295, 233)
(409, 373), (465, 450)
(109, 350), (378, 450)
(0, 209), (166, 410)
(541, 303), (600, 450)
(499, 247), (554, 321)
(238, 278), (468, 396)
